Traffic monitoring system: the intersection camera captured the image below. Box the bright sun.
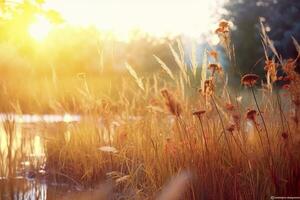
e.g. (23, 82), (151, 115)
(28, 15), (53, 41)
(43, 0), (226, 42)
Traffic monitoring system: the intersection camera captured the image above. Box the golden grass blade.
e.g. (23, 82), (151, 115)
(292, 36), (300, 56)
(153, 74), (158, 95)
(260, 18), (283, 65)
(201, 49), (207, 92)
(191, 43), (198, 77)
(154, 55), (175, 80)
(169, 43), (188, 83)
(221, 74), (229, 99)
(179, 73), (185, 98)
(261, 41), (269, 61)
(125, 62), (145, 91)
(268, 40), (281, 63)
(177, 39), (185, 65)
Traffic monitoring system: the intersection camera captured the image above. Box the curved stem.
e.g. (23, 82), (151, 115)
(253, 122), (268, 158)
(250, 87), (273, 161)
(211, 96), (233, 162)
(197, 116), (209, 154)
(231, 133), (248, 159)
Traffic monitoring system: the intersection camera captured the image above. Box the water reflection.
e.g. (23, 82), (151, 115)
(0, 114), (76, 200)
(0, 114), (80, 124)
(0, 113), (139, 199)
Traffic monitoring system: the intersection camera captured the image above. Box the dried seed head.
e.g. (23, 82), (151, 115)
(232, 114), (241, 130)
(161, 89), (182, 116)
(246, 109), (257, 121)
(215, 27), (224, 34)
(161, 89), (170, 98)
(219, 20), (229, 29)
(264, 60), (277, 83)
(208, 50), (218, 60)
(192, 110), (206, 117)
(226, 124), (235, 133)
(283, 58), (296, 72)
(209, 63), (222, 75)
(215, 20), (230, 34)
(264, 60), (276, 71)
(203, 79), (215, 96)
(225, 103), (235, 111)
(241, 74), (260, 87)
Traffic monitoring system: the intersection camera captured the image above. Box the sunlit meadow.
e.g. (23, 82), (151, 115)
(0, 0), (300, 200)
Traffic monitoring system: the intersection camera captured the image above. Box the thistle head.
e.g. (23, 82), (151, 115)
(225, 102), (235, 111)
(192, 110), (206, 117)
(209, 63), (222, 75)
(208, 50), (218, 60)
(226, 124), (235, 133)
(161, 89), (182, 116)
(246, 109), (257, 121)
(241, 74), (260, 87)
(219, 20), (229, 29)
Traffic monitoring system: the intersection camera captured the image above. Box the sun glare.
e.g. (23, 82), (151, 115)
(28, 15), (53, 41)
(43, 0), (227, 42)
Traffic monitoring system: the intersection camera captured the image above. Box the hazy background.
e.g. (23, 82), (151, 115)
(0, 0), (299, 113)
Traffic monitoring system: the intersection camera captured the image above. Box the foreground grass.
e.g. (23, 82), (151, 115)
(1, 20), (300, 199)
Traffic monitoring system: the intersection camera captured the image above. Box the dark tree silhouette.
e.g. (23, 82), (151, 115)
(225, 0), (300, 74)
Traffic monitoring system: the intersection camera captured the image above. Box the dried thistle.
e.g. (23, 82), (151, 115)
(246, 109), (257, 122)
(232, 114), (241, 130)
(241, 74), (260, 87)
(161, 89), (182, 116)
(208, 63), (222, 76)
(192, 110), (206, 117)
(219, 20), (230, 29)
(214, 20), (232, 60)
(264, 60), (277, 85)
(226, 124), (235, 133)
(202, 79), (215, 97)
(225, 102), (235, 111)
(208, 50), (218, 60)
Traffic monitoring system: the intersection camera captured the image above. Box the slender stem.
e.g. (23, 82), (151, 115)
(196, 115), (214, 196)
(231, 133), (248, 159)
(178, 116), (195, 155)
(276, 91), (285, 134)
(250, 87), (279, 192)
(211, 96), (233, 162)
(253, 122), (268, 158)
(175, 116), (183, 141)
(250, 87), (273, 161)
(197, 116), (209, 154)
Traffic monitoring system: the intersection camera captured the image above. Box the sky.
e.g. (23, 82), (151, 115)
(43, 0), (227, 40)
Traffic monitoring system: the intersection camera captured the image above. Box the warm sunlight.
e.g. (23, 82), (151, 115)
(28, 15), (53, 41)
(43, 0), (227, 41)
(2, 0), (299, 199)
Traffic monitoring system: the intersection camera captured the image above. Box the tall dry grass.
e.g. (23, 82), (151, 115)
(1, 20), (300, 200)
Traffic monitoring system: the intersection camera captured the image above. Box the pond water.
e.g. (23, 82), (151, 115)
(0, 114), (84, 200)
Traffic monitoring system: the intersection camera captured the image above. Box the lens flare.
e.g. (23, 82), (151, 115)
(28, 15), (53, 41)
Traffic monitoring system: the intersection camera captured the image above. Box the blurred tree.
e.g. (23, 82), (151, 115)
(224, 0), (300, 74)
(0, 0), (62, 43)
(0, 0), (63, 75)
